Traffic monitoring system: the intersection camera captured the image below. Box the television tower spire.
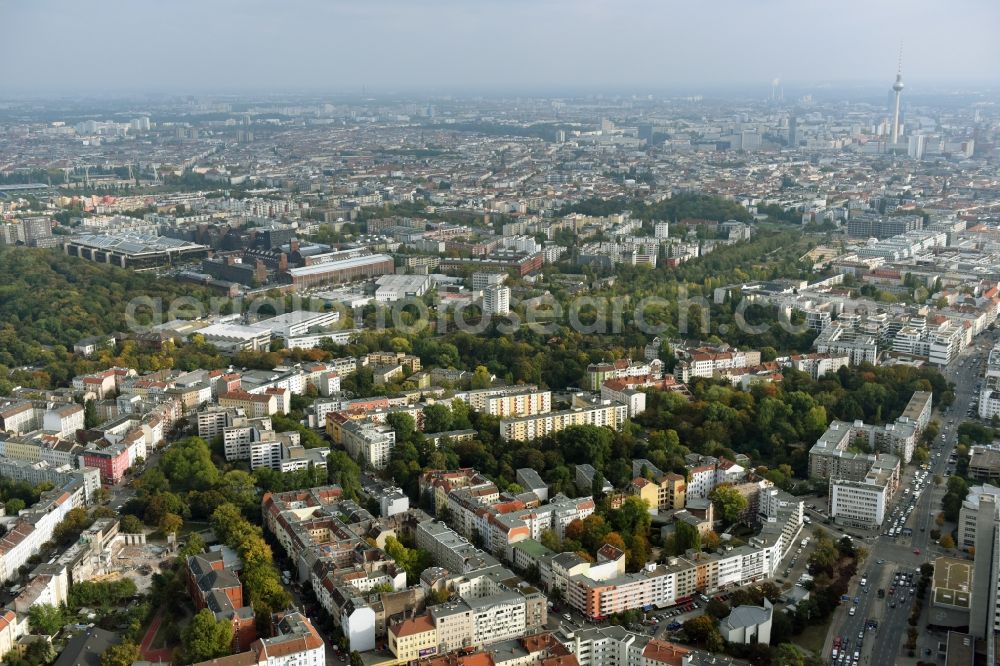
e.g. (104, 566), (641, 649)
(891, 44), (904, 146)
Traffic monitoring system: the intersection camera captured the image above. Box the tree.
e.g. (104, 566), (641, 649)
(159, 437), (220, 492)
(706, 598), (730, 619)
(940, 533), (955, 550)
(423, 403), (452, 433)
(101, 640), (140, 666)
(52, 507), (92, 546)
(674, 520), (701, 554)
(84, 398), (99, 428)
(774, 643), (806, 666)
(683, 614), (721, 647)
(5, 498), (25, 515)
(119, 514), (144, 534)
(183, 608), (234, 663)
(219, 470), (257, 510)
(179, 532), (206, 558)
(384, 536), (432, 586)
(709, 484), (749, 525)
(601, 532), (628, 553)
(591, 469), (606, 500)
(23, 639), (55, 665)
(159, 512), (183, 536)
(143, 491), (187, 525)
(540, 528), (561, 552)
(386, 413), (416, 442)
(471, 365), (493, 389)
(27, 603), (64, 635)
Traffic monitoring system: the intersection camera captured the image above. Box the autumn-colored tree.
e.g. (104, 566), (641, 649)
(601, 532), (627, 552)
(683, 614), (721, 646)
(564, 518), (586, 544)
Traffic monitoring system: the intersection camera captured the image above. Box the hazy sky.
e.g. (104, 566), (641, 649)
(1, 0), (998, 95)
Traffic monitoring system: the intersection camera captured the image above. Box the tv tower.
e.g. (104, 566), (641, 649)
(890, 47), (904, 146)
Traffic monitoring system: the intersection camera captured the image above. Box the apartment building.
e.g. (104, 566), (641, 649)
(684, 455), (745, 500)
(585, 359), (662, 391)
(548, 489), (802, 620)
(366, 352), (422, 373)
(969, 494), (1000, 645)
(453, 386), (542, 413)
(499, 399), (627, 442)
(671, 346), (761, 383)
(979, 343), (1000, 420)
(0, 480), (85, 582)
(813, 324), (878, 365)
(420, 469), (499, 515)
(0, 459), (101, 502)
(240, 611), (326, 666)
(219, 390), (280, 418)
(0, 431), (84, 468)
(483, 285), (511, 316)
(197, 406), (244, 439)
(389, 534), (546, 662)
(262, 487), (409, 652)
(969, 447), (1000, 483)
(629, 460), (687, 513)
(829, 475), (891, 528)
(388, 614), (438, 662)
(599, 381), (646, 418)
(340, 420), (397, 470)
(810, 422), (903, 527)
(472, 272), (507, 290)
(0, 403), (37, 435)
(71, 367), (134, 400)
(479, 388), (551, 418)
(239, 367), (308, 398)
(567, 625), (732, 666)
(783, 352), (850, 380)
(41, 404), (84, 437)
(958, 484), (1000, 548)
(250, 439), (328, 473)
(809, 393), (927, 469)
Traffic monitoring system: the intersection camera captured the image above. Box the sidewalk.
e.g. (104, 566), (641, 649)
(139, 611), (174, 664)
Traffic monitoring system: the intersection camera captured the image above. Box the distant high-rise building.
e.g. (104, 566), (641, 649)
(891, 54), (905, 145)
(740, 129), (762, 151)
(908, 134), (926, 160)
(21, 217), (52, 245)
(788, 114), (798, 147)
(654, 222), (670, 239)
(483, 285), (510, 316)
(969, 494), (1000, 643)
